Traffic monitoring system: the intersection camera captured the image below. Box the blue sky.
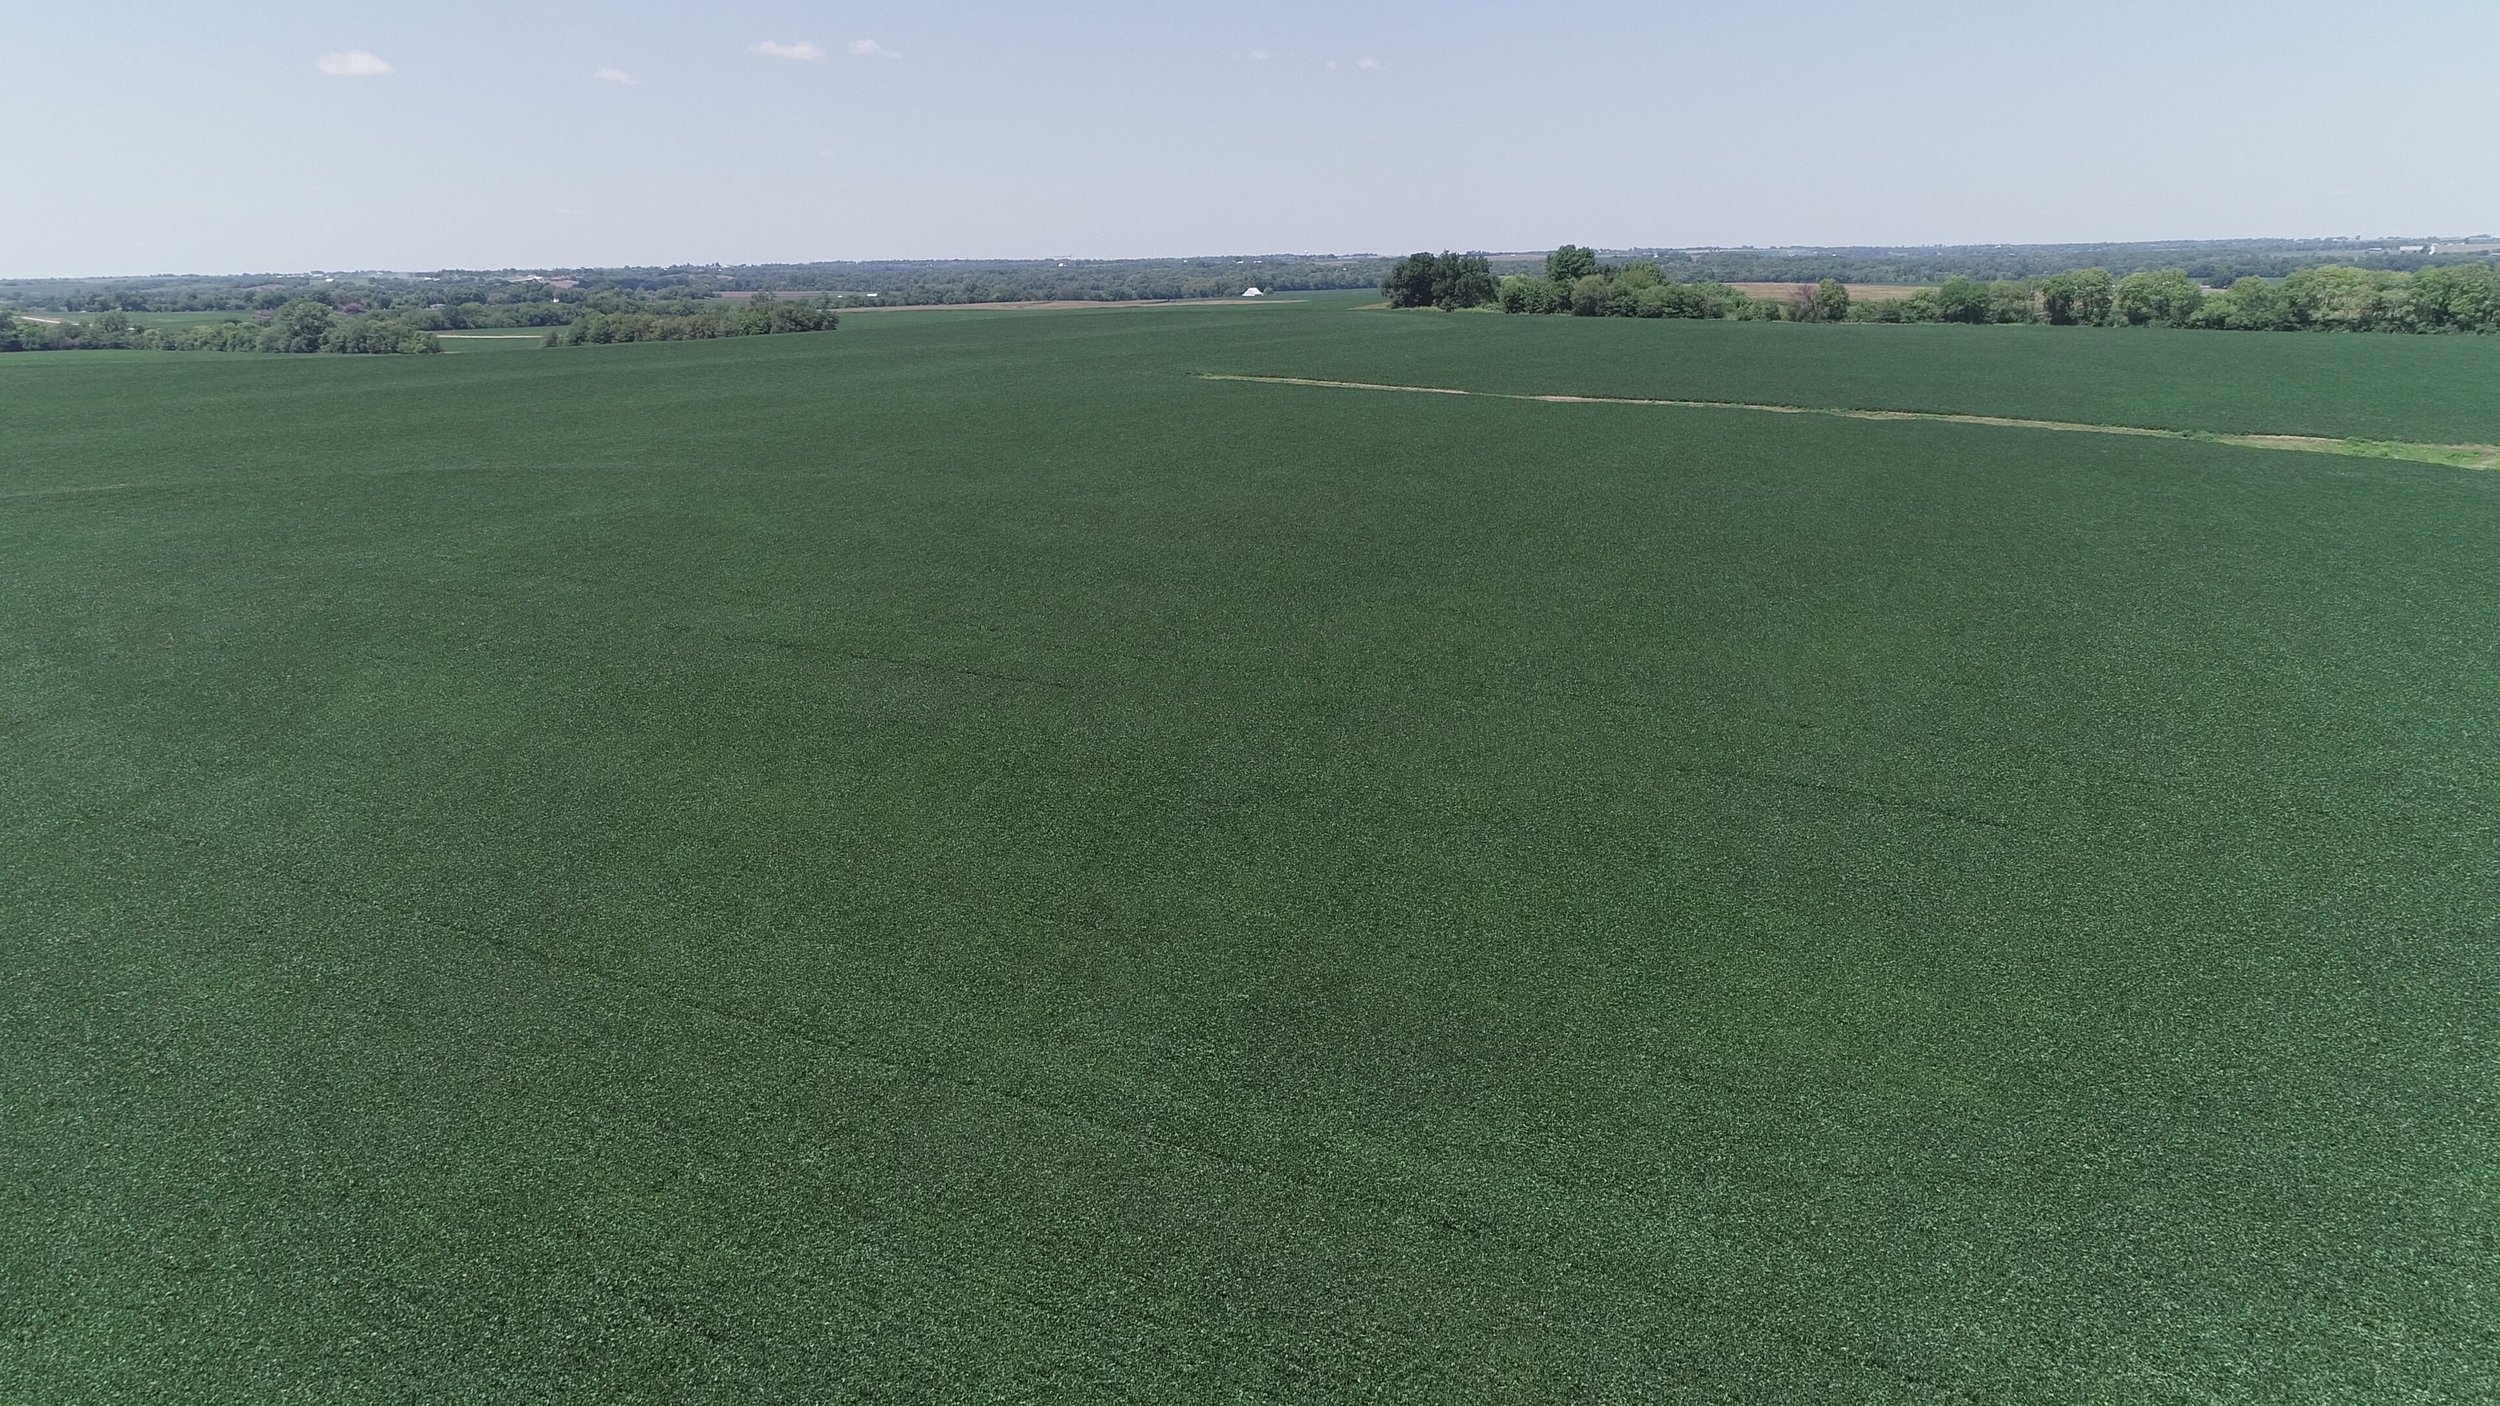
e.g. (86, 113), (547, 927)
(3, 0), (2493, 275)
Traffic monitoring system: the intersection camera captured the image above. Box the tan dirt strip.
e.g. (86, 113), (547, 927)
(1199, 374), (2500, 472)
(1, 482), (138, 501)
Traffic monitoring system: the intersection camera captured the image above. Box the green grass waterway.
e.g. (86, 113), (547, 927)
(1204, 372), (2500, 471)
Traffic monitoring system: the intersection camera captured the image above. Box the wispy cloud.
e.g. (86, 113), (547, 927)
(594, 67), (638, 85)
(848, 39), (900, 61)
(1356, 56), (1382, 71)
(754, 40), (824, 61)
(1246, 48), (1272, 62)
(315, 49), (393, 77)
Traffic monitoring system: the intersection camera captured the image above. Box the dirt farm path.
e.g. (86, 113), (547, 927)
(1200, 374), (2500, 472)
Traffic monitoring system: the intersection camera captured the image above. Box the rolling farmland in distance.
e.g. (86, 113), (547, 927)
(7, 296), (2500, 1401)
(1722, 281), (1931, 301)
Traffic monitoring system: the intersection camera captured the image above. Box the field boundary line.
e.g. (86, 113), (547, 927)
(1198, 374), (2500, 472)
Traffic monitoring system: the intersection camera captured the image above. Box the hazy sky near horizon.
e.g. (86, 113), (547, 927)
(3, 0), (2493, 276)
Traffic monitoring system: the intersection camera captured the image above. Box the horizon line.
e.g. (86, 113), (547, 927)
(10, 231), (2499, 285)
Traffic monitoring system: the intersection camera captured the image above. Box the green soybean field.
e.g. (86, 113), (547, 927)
(7, 298), (2498, 1403)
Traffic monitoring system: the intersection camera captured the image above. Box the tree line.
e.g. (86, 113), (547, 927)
(1393, 246), (1855, 321)
(1614, 237), (2500, 287)
(2, 293), (845, 355)
(1386, 245), (2500, 334)
(1852, 263), (2499, 332)
(548, 297), (841, 345)
(0, 303), (441, 354)
(14, 238), (2494, 321)
(16, 245), (2498, 343)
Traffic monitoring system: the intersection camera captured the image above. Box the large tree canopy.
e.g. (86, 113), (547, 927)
(1381, 252), (1499, 311)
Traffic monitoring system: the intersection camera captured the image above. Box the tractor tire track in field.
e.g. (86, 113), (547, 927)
(1662, 759), (2027, 834)
(1, 481), (140, 501)
(1199, 374), (2500, 472)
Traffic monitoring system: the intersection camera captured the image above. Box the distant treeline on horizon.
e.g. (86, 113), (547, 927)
(1382, 246), (2500, 334)
(6, 238), (2497, 353)
(0, 293), (843, 356)
(6, 237), (2497, 317)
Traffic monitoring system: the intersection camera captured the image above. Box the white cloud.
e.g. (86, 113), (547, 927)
(754, 40), (825, 60)
(1247, 49), (1272, 62)
(1356, 56), (1382, 71)
(848, 39), (900, 61)
(315, 50), (393, 77)
(594, 67), (638, 85)
(1324, 59), (1341, 70)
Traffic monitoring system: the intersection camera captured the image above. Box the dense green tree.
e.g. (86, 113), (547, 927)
(2040, 268), (2115, 326)
(1382, 252), (1496, 310)
(1546, 244), (1599, 285)
(319, 317), (442, 354)
(263, 300), (335, 352)
(1985, 281), (2042, 324)
(2282, 264), (2382, 330)
(77, 310), (138, 348)
(2197, 276), (2293, 331)
(553, 300), (839, 346)
(1431, 253), (1498, 310)
(1873, 290), (1946, 323)
(1935, 277), (1990, 324)
(1673, 282), (1748, 318)
(1381, 253), (1440, 309)
(1791, 278), (1850, 323)
(1498, 276), (1566, 314)
(2411, 264), (2500, 331)
(2113, 269), (2205, 327)
(1498, 267), (1752, 321)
